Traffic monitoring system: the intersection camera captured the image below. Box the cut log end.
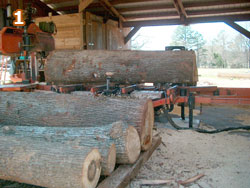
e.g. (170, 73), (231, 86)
(126, 126), (141, 164)
(103, 143), (116, 176)
(141, 99), (154, 151)
(82, 148), (101, 188)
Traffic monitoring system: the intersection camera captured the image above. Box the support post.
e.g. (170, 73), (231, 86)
(188, 93), (195, 128)
(124, 26), (141, 44)
(225, 21), (250, 39)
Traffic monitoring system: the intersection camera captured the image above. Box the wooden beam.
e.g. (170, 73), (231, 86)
(172, 0), (187, 20)
(33, 0), (59, 16)
(184, 0), (250, 8)
(111, 0), (162, 5)
(225, 21), (250, 39)
(54, 5), (78, 12)
(124, 12), (178, 20)
(99, 0), (126, 22)
(187, 6), (250, 16)
(117, 4), (175, 13)
(79, 0), (94, 12)
(124, 26), (141, 44)
(77, 0), (250, 11)
(122, 14), (250, 27)
(177, 0), (187, 17)
(97, 137), (162, 188)
(43, 0), (73, 4)
(99, 1), (116, 17)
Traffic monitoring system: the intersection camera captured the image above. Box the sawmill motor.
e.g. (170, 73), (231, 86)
(0, 3), (55, 84)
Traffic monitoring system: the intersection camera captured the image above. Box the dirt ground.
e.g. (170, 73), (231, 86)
(129, 115), (250, 188)
(1, 69), (250, 188)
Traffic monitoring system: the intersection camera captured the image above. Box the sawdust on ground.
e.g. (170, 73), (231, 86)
(129, 128), (250, 188)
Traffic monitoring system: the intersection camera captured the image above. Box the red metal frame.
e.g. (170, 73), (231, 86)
(1, 83), (250, 107)
(153, 86), (250, 107)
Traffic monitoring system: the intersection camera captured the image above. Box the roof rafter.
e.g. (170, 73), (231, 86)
(122, 14), (250, 27)
(99, 0), (126, 22)
(43, 0), (73, 4)
(79, 0), (95, 12)
(171, 0), (187, 20)
(184, 0), (250, 8)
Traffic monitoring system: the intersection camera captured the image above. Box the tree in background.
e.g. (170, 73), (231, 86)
(213, 53), (226, 68)
(171, 26), (206, 67)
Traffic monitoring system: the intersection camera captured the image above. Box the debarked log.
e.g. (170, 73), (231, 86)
(45, 50), (198, 85)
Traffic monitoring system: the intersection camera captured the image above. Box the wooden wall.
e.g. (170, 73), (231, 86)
(35, 12), (130, 50)
(36, 13), (84, 50)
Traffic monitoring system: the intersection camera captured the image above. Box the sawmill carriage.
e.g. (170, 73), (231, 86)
(0, 0), (250, 188)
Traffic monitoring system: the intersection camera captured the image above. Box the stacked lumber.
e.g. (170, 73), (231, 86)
(45, 50), (198, 85)
(0, 91), (154, 150)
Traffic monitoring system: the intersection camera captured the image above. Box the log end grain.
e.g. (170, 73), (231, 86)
(125, 125), (141, 164)
(82, 148), (102, 188)
(103, 143), (116, 176)
(141, 99), (154, 151)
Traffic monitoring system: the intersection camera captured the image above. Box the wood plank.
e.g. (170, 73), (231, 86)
(79, 0), (94, 12)
(97, 137), (162, 188)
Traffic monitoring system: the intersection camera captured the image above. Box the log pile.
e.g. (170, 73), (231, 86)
(0, 91), (154, 150)
(0, 135), (102, 188)
(45, 50), (198, 85)
(0, 91), (154, 188)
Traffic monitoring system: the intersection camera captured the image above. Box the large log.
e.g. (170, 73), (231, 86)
(0, 92), (154, 150)
(0, 135), (101, 188)
(45, 50), (198, 85)
(0, 121), (140, 169)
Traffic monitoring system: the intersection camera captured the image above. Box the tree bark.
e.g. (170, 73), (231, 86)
(0, 135), (101, 188)
(0, 121), (141, 172)
(45, 50), (198, 85)
(0, 92), (154, 150)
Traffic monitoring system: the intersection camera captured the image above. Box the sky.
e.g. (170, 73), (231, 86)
(132, 21), (250, 51)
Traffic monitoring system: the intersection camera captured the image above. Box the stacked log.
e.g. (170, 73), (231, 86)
(45, 50), (198, 85)
(0, 135), (101, 188)
(0, 121), (141, 175)
(0, 92), (154, 150)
